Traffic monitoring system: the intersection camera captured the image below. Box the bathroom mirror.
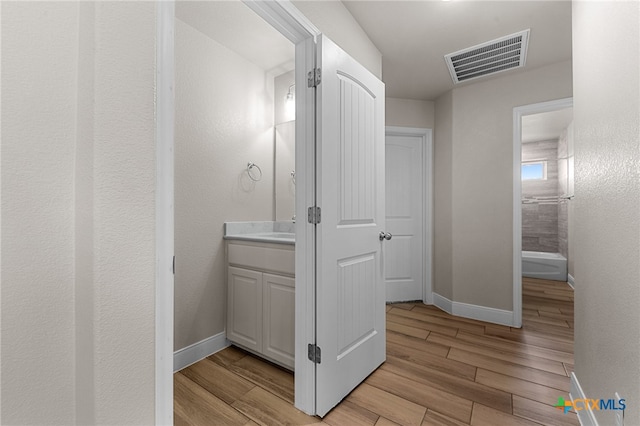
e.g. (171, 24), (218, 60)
(274, 70), (296, 221)
(275, 121), (295, 221)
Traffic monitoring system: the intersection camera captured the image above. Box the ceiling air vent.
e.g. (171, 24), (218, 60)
(444, 29), (530, 84)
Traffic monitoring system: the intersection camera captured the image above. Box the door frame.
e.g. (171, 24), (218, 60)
(155, 0), (322, 421)
(156, 2), (175, 424)
(512, 97), (573, 328)
(385, 126), (433, 305)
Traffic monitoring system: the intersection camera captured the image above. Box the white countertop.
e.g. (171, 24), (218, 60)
(224, 221), (295, 245)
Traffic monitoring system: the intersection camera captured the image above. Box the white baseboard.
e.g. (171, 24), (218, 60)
(173, 331), (230, 372)
(432, 292), (514, 327)
(568, 274), (575, 289)
(433, 292), (453, 314)
(570, 372), (598, 426)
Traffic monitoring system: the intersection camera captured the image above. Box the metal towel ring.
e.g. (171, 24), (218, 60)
(247, 162), (263, 182)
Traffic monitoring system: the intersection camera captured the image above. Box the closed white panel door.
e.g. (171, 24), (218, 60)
(315, 34), (386, 417)
(385, 134), (423, 301)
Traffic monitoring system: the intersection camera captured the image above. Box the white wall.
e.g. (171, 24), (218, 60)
(292, 0), (382, 79)
(2, 2), (158, 423)
(386, 98), (435, 129)
(2, 3), (78, 423)
(90, 4), (157, 422)
(572, 2), (640, 425)
(75, 3), (96, 422)
(434, 91), (454, 300)
(433, 60), (573, 311)
(174, 18), (275, 351)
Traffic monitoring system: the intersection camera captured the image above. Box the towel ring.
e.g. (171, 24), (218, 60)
(247, 162), (262, 182)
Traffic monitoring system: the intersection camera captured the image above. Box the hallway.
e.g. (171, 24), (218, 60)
(174, 278), (577, 425)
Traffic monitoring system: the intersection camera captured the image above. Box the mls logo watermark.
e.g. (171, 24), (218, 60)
(555, 396), (626, 414)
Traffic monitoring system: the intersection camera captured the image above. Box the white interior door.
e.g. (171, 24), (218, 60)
(385, 132), (424, 302)
(315, 34), (386, 417)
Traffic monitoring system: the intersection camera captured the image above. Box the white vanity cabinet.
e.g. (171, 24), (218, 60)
(226, 240), (295, 369)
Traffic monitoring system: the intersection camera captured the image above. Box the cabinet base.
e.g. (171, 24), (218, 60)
(229, 342), (294, 371)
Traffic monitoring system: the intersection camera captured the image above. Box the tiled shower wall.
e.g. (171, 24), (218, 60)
(522, 139), (559, 253)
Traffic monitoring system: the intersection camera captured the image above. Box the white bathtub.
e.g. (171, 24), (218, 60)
(522, 251), (567, 281)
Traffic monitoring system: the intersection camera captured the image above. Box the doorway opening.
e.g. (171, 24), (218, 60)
(172, 0), (296, 372)
(160, 0), (388, 420)
(157, 0), (320, 421)
(512, 98), (573, 327)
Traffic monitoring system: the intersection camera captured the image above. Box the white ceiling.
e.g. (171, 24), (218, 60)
(176, 0), (573, 106)
(522, 108), (573, 143)
(343, 0), (573, 100)
(176, 2), (574, 153)
(176, 1), (294, 74)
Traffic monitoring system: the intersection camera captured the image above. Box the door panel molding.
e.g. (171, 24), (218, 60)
(315, 34), (386, 417)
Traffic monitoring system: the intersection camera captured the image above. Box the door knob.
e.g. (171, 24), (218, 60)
(379, 231), (392, 241)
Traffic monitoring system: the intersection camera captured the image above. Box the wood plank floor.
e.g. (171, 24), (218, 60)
(174, 278), (578, 425)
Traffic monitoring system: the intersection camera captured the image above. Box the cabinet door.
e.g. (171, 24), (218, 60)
(227, 266), (263, 352)
(262, 273), (295, 369)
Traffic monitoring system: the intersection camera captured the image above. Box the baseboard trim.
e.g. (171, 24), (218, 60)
(432, 292), (514, 326)
(174, 331), (230, 372)
(432, 292), (453, 314)
(568, 274), (575, 289)
(570, 372), (598, 426)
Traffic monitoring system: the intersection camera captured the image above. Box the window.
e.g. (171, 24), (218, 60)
(521, 161), (546, 180)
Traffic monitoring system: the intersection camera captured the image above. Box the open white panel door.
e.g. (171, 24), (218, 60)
(315, 34), (386, 417)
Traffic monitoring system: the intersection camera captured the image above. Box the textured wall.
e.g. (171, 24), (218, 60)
(386, 98), (435, 129)
(174, 17), (275, 351)
(1, 3), (78, 423)
(90, 4), (157, 422)
(1, 2), (158, 424)
(572, 1), (640, 425)
(75, 3), (96, 422)
(432, 60), (573, 310)
(433, 91), (453, 299)
(521, 139), (559, 253)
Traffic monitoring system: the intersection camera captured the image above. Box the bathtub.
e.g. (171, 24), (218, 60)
(522, 251), (567, 281)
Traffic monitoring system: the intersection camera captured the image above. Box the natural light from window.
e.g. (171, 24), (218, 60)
(522, 161), (546, 180)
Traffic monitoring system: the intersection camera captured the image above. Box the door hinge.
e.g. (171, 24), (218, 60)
(308, 343), (321, 364)
(307, 68), (321, 88)
(172, 255), (175, 275)
(307, 206), (321, 224)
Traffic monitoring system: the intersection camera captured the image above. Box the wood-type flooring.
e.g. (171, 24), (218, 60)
(174, 277), (578, 425)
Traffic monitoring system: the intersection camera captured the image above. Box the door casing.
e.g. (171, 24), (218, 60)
(155, 0), (324, 419)
(512, 97), (573, 329)
(238, 1), (321, 415)
(385, 126), (434, 305)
